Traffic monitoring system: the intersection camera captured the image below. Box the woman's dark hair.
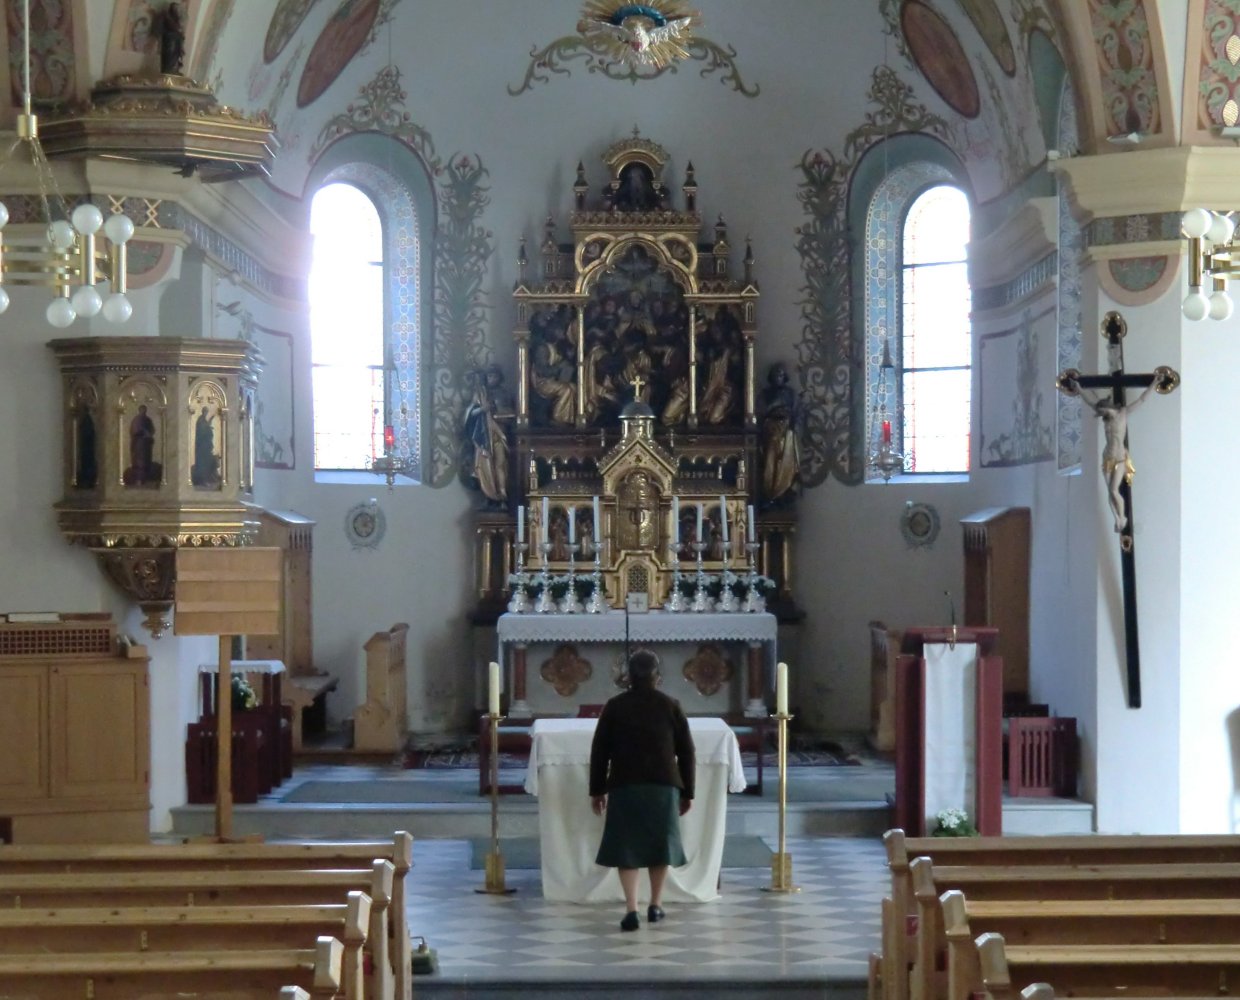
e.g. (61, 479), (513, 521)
(627, 649), (660, 690)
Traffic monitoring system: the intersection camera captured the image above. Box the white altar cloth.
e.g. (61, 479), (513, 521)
(524, 717), (746, 903)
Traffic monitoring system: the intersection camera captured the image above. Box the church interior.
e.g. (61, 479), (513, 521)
(4, 0), (1240, 997)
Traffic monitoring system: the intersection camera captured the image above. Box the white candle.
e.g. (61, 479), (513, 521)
(541, 496), (549, 544)
(517, 505), (525, 544)
(593, 495), (600, 539)
(568, 506), (576, 544)
(747, 504), (755, 544)
(776, 661), (788, 716)
(488, 661), (501, 716)
(720, 495), (729, 545)
(672, 495), (680, 545)
(696, 502), (704, 542)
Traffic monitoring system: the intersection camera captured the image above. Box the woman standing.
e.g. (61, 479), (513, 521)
(589, 649), (695, 931)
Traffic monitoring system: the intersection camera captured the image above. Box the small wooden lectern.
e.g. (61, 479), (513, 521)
(175, 547), (282, 842)
(892, 626), (1003, 836)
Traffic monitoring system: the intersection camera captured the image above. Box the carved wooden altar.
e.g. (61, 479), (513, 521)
(470, 133), (801, 618)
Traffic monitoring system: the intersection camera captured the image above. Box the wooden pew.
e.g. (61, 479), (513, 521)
(975, 928), (1240, 999)
(0, 893), (372, 1000)
(0, 932), (344, 1000)
(0, 831), (414, 1000)
(283, 989), (312, 1000)
(0, 862), (394, 997)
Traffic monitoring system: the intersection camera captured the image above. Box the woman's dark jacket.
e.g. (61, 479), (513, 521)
(588, 687), (695, 799)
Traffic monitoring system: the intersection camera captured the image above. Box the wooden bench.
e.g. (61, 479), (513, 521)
(353, 623), (409, 753)
(0, 894), (372, 1000)
(0, 831), (414, 1000)
(0, 863), (394, 994)
(975, 928), (1240, 999)
(877, 829), (1240, 1000)
(0, 933), (344, 1000)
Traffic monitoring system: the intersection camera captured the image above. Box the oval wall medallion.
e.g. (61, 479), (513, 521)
(958, 0), (1015, 76)
(264, 0), (320, 64)
(901, 0), (981, 119)
(296, 0), (380, 108)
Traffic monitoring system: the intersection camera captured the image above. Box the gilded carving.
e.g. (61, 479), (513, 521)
(540, 644), (593, 697)
(682, 643), (734, 697)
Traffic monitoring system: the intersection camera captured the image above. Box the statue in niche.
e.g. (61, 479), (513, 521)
(461, 365), (512, 506)
(698, 307), (741, 425)
(159, 2), (186, 75)
(123, 404), (162, 487)
(75, 411), (98, 489)
(191, 405), (222, 488)
(612, 162), (663, 212)
(760, 361), (801, 508)
(617, 470), (658, 552)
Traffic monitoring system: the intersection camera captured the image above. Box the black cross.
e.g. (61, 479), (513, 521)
(1056, 311), (1180, 709)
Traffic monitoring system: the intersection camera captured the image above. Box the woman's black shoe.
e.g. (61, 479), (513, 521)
(647, 905), (665, 923)
(620, 911), (640, 931)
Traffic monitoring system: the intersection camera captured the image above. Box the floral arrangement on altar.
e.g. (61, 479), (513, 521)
(507, 573), (596, 600)
(231, 673), (259, 712)
(931, 807), (978, 838)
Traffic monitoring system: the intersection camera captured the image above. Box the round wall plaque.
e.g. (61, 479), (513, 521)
(344, 500), (385, 550)
(901, 501), (940, 548)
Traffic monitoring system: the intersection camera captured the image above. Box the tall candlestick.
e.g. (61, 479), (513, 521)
(541, 496), (549, 544)
(517, 505), (525, 544)
(488, 661), (501, 716)
(776, 661), (788, 716)
(696, 503), (704, 543)
(568, 506), (576, 544)
(593, 495), (600, 541)
(747, 504), (755, 544)
(672, 495), (680, 545)
(720, 495), (729, 545)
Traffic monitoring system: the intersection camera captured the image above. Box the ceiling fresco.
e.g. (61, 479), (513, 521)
(264, 0), (320, 64)
(296, 0), (381, 107)
(5, 0), (75, 106)
(958, 0), (1016, 75)
(902, 1), (981, 119)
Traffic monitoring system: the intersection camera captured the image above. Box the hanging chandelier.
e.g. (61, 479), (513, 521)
(0, 0), (134, 327)
(1180, 208), (1236, 321)
(869, 338), (905, 482)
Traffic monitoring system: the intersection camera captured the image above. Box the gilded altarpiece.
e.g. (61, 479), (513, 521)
(471, 134), (804, 626)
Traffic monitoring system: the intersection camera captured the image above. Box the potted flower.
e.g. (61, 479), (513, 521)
(231, 673), (259, 712)
(506, 572), (542, 600)
(931, 807), (978, 837)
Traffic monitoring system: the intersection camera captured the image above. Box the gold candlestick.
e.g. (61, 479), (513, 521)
(476, 711), (516, 894)
(762, 711), (800, 893)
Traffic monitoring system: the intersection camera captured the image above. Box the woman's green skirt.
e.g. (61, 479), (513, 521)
(595, 783), (688, 869)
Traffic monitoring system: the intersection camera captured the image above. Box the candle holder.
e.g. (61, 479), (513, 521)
(585, 547), (607, 613)
(666, 543), (688, 612)
(761, 711), (800, 894)
(690, 541), (713, 613)
(716, 555), (739, 613)
(507, 541), (532, 613)
(559, 542), (584, 613)
(476, 710), (516, 895)
(534, 542), (556, 614)
(743, 541), (765, 613)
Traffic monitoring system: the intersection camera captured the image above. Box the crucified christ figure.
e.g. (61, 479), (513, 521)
(1065, 376), (1157, 533)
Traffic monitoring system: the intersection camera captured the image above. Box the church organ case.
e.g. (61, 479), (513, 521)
(0, 615), (150, 843)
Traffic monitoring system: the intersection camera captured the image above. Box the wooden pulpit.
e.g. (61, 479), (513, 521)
(893, 626), (1003, 836)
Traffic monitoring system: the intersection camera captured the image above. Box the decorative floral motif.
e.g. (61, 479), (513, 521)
(1197, 1), (1240, 128)
(5, 0), (76, 105)
(794, 66), (950, 487)
(507, 32), (758, 97)
(1088, 0), (1160, 136)
(540, 644), (593, 697)
(1108, 255), (1168, 293)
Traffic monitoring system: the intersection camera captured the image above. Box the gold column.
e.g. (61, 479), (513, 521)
(780, 530), (794, 599)
(575, 307), (586, 427)
(688, 308), (698, 428)
(500, 528), (512, 593)
(478, 527), (492, 601)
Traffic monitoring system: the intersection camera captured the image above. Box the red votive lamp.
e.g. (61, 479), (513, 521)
(882, 419), (892, 444)
(384, 424), (395, 451)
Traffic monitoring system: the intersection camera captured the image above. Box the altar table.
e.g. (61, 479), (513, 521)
(524, 717), (747, 903)
(497, 610), (778, 717)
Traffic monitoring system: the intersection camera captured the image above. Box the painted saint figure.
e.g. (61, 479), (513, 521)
(160, 2), (186, 75)
(461, 365), (512, 506)
(191, 405), (221, 488)
(124, 404), (160, 486)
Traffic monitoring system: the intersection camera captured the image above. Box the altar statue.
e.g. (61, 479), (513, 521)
(461, 365), (512, 506)
(760, 361), (801, 507)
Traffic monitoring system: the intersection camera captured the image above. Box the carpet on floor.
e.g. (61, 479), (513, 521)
(468, 834), (772, 870)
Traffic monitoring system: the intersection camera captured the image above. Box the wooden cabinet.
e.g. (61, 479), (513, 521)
(0, 616), (150, 843)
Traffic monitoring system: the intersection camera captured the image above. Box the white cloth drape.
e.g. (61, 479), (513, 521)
(525, 717), (746, 903)
(922, 642), (977, 832)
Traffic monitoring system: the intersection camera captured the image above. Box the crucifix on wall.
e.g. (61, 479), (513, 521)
(1056, 311), (1180, 709)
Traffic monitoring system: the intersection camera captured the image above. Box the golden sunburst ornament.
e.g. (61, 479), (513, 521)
(577, 1), (701, 69)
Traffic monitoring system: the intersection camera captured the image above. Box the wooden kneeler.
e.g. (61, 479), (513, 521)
(176, 547), (283, 842)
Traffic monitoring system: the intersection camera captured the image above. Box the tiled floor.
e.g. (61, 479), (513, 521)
(407, 834), (887, 987)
